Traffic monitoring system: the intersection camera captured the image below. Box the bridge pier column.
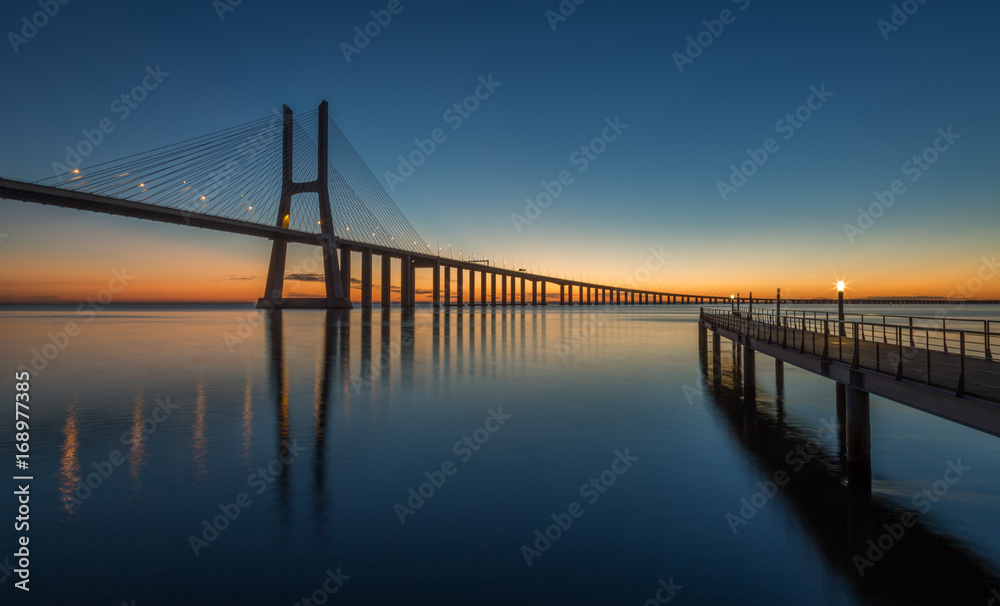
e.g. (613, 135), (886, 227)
(520, 277), (526, 306)
(443, 266), (451, 307)
(361, 249), (373, 309)
(469, 270), (475, 306)
(541, 281), (547, 305)
(381, 255), (391, 308)
(775, 360), (784, 393)
(480, 271), (487, 307)
(401, 255), (414, 309)
(491, 273), (497, 306)
(501, 273), (507, 306)
(457, 268), (464, 307)
(433, 261), (441, 308)
(511, 275), (517, 305)
(531, 281), (537, 305)
(568, 285), (574, 305)
(743, 344), (756, 402)
(340, 247), (352, 303)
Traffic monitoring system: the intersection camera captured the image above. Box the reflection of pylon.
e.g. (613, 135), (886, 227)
(258, 101), (352, 309)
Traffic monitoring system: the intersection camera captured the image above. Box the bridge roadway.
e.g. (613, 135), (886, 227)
(699, 308), (1000, 439)
(0, 176), (727, 307)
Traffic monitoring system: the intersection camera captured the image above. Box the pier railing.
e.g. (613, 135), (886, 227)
(700, 308), (1000, 401)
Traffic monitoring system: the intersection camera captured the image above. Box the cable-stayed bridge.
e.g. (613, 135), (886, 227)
(0, 101), (734, 309)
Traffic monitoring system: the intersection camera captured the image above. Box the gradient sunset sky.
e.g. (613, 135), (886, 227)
(1, 0), (998, 302)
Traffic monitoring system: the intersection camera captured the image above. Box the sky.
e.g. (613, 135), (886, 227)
(1, 0), (998, 302)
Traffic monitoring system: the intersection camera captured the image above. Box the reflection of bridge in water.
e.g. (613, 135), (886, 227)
(697, 342), (1000, 604)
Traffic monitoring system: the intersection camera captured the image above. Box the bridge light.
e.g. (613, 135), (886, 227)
(139, 183), (145, 187)
(837, 281), (845, 292)
(72, 169), (79, 174)
(201, 196), (206, 200)
(248, 206), (252, 210)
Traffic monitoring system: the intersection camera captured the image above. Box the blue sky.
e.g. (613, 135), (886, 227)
(1, 0), (998, 299)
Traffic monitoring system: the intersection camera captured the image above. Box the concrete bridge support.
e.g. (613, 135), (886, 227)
(457, 268), (464, 307)
(541, 281), (547, 305)
(361, 249), (372, 309)
(444, 266), (451, 307)
(433, 262), (441, 308)
(381, 255), (391, 308)
(469, 270), (475, 306)
(480, 271), (487, 307)
(491, 274), (497, 306)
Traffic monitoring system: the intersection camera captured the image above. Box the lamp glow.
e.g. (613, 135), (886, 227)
(837, 281), (845, 292)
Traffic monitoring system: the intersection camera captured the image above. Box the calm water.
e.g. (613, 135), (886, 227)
(1, 304), (999, 605)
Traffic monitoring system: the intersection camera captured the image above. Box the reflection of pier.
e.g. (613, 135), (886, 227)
(698, 333), (1000, 604)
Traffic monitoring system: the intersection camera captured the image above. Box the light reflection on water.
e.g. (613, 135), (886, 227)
(1, 304), (998, 605)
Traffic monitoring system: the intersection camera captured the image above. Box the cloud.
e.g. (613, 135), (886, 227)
(286, 273), (324, 282)
(212, 274), (259, 282)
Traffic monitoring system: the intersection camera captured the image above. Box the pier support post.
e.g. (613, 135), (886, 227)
(531, 280), (537, 305)
(457, 268), (464, 307)
(541, 281), (547, 305)
(469, 270), (475, 306)
(846, 387), (870, 465)
(361, 249), (372, 309)
(480, 271), (487, 307)
(775, 360), (784, 395)
(560, 284), (565, 305)
(491, 273), (497, 306)
(712, 332), (721, 379)
(521, 277), (526, 305)
(501, 273), (507, 306)
(743, 344), (756, 402)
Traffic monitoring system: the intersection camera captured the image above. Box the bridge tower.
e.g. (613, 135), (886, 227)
(258, 101), (352, 309)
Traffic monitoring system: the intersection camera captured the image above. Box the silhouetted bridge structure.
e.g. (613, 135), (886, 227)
(0, 101), (739, 309)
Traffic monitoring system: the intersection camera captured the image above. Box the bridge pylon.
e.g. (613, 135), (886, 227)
(258, 101), (352, 309)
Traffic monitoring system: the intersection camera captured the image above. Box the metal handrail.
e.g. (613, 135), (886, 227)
(700, 307), (1000, 401)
